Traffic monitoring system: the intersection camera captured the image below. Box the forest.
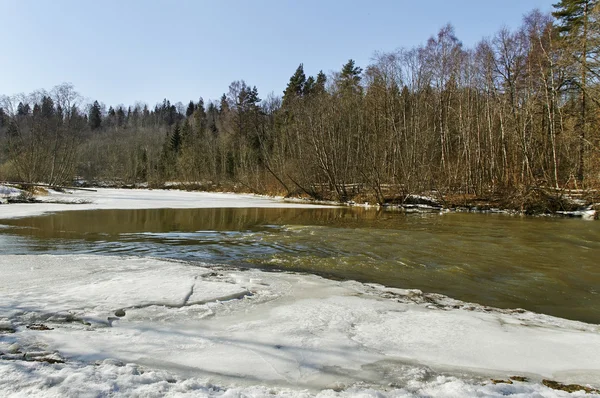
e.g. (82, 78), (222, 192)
(1, 1), (599, 209)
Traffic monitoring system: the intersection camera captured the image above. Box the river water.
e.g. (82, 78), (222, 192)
(1, 207), (599, 324)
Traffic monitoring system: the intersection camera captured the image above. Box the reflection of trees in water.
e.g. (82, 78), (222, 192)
(1, 207), (408, 237)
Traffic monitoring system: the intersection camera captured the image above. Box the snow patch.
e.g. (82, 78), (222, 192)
(0, 187), (336, 220)
(1, 255), (599, 396)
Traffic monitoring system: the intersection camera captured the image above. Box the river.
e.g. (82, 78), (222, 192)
(1, 207), (599, 324)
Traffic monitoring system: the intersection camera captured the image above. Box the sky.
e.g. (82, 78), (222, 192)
(0, 0), (557, 108)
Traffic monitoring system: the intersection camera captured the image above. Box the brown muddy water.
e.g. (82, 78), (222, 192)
(1, 207), (599, 324)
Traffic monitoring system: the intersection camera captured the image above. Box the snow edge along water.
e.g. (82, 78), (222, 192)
(1, 254), (599, 397)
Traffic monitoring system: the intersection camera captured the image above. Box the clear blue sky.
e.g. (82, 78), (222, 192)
(1, 0), (556, 108)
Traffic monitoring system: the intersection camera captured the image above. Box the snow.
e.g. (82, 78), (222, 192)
(0, 184), (23, 204)
(1, 255), (599, 397)
(0, 185), (22, 196)
(1, 361), (595, 398)
(1, 188), (599, 396)
(0, 187), (335, 220)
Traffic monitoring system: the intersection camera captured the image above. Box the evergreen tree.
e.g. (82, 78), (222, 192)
(315, 70), (327, 93)
(206, 102), (219, 135)
(553, 0), (599, 182)
(553, 0), (597, 34)
(248, 86), (261, 107)
(193, 98), (207, 133)
(219, 94), (229, 113)
(89, 101), (102, 130)
(180, 119), (191, 146)
(186, 100), (195, 118)
(116, 106), (126, 127)
(40, 96), (55, 119)
(17, 102), (30, 116)
(339, 59), (363, 94)
(170, 123), (182, 153)
(283, 63), (306, 106)
(304, 76), (316, 95)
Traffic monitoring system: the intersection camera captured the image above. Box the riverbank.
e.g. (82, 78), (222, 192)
(2, 183), (598, 220)
(0, 186), (336, 220)
(101, 181), (600, 219)
(1, 188), (599, 396)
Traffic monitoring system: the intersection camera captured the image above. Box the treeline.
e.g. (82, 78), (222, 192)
(1, 2), (599, 203)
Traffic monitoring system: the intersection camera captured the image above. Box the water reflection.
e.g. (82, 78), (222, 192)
(1, 208), (599, 324)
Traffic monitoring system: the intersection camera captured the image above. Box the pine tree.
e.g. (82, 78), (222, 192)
(553, 0), (597, 34)
(339, 59), (363, 94)
(553, 0), (599, 182)
(248, 86), (261, 107)
(89, 101), (102, 130)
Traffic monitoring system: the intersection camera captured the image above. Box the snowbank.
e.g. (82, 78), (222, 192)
(1, 255), (599, 396)
(0, 184), (23, 204)
(0, 187), (336, 220)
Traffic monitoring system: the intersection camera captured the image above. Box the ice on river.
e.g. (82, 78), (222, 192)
(1, 254), (599, 397)
(0, 187), (335, 220)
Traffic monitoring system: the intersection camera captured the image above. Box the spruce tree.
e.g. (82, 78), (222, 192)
(193, 98), (207, 133)
(207, 102), (219, 135)
(170, 123), (182, 153)
(116, 107), (126, 127)
(315, 70), (327, 93)
(180, 119), (191, 145)
(17, 102), (30, 116)
(304, 76), (316, 95)
(283, 63), (306, 106)
(40, 96), (55, 119)
(186, 100), (195, 118)
(89, 101), (102, 130)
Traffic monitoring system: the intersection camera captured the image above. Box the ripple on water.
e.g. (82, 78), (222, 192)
(0, 208), (599, 324)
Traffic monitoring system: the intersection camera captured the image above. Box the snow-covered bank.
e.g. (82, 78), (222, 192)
(1, 255), (599, 396)
(0, 185), (23, 204)
(0, 187), (336, 220)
